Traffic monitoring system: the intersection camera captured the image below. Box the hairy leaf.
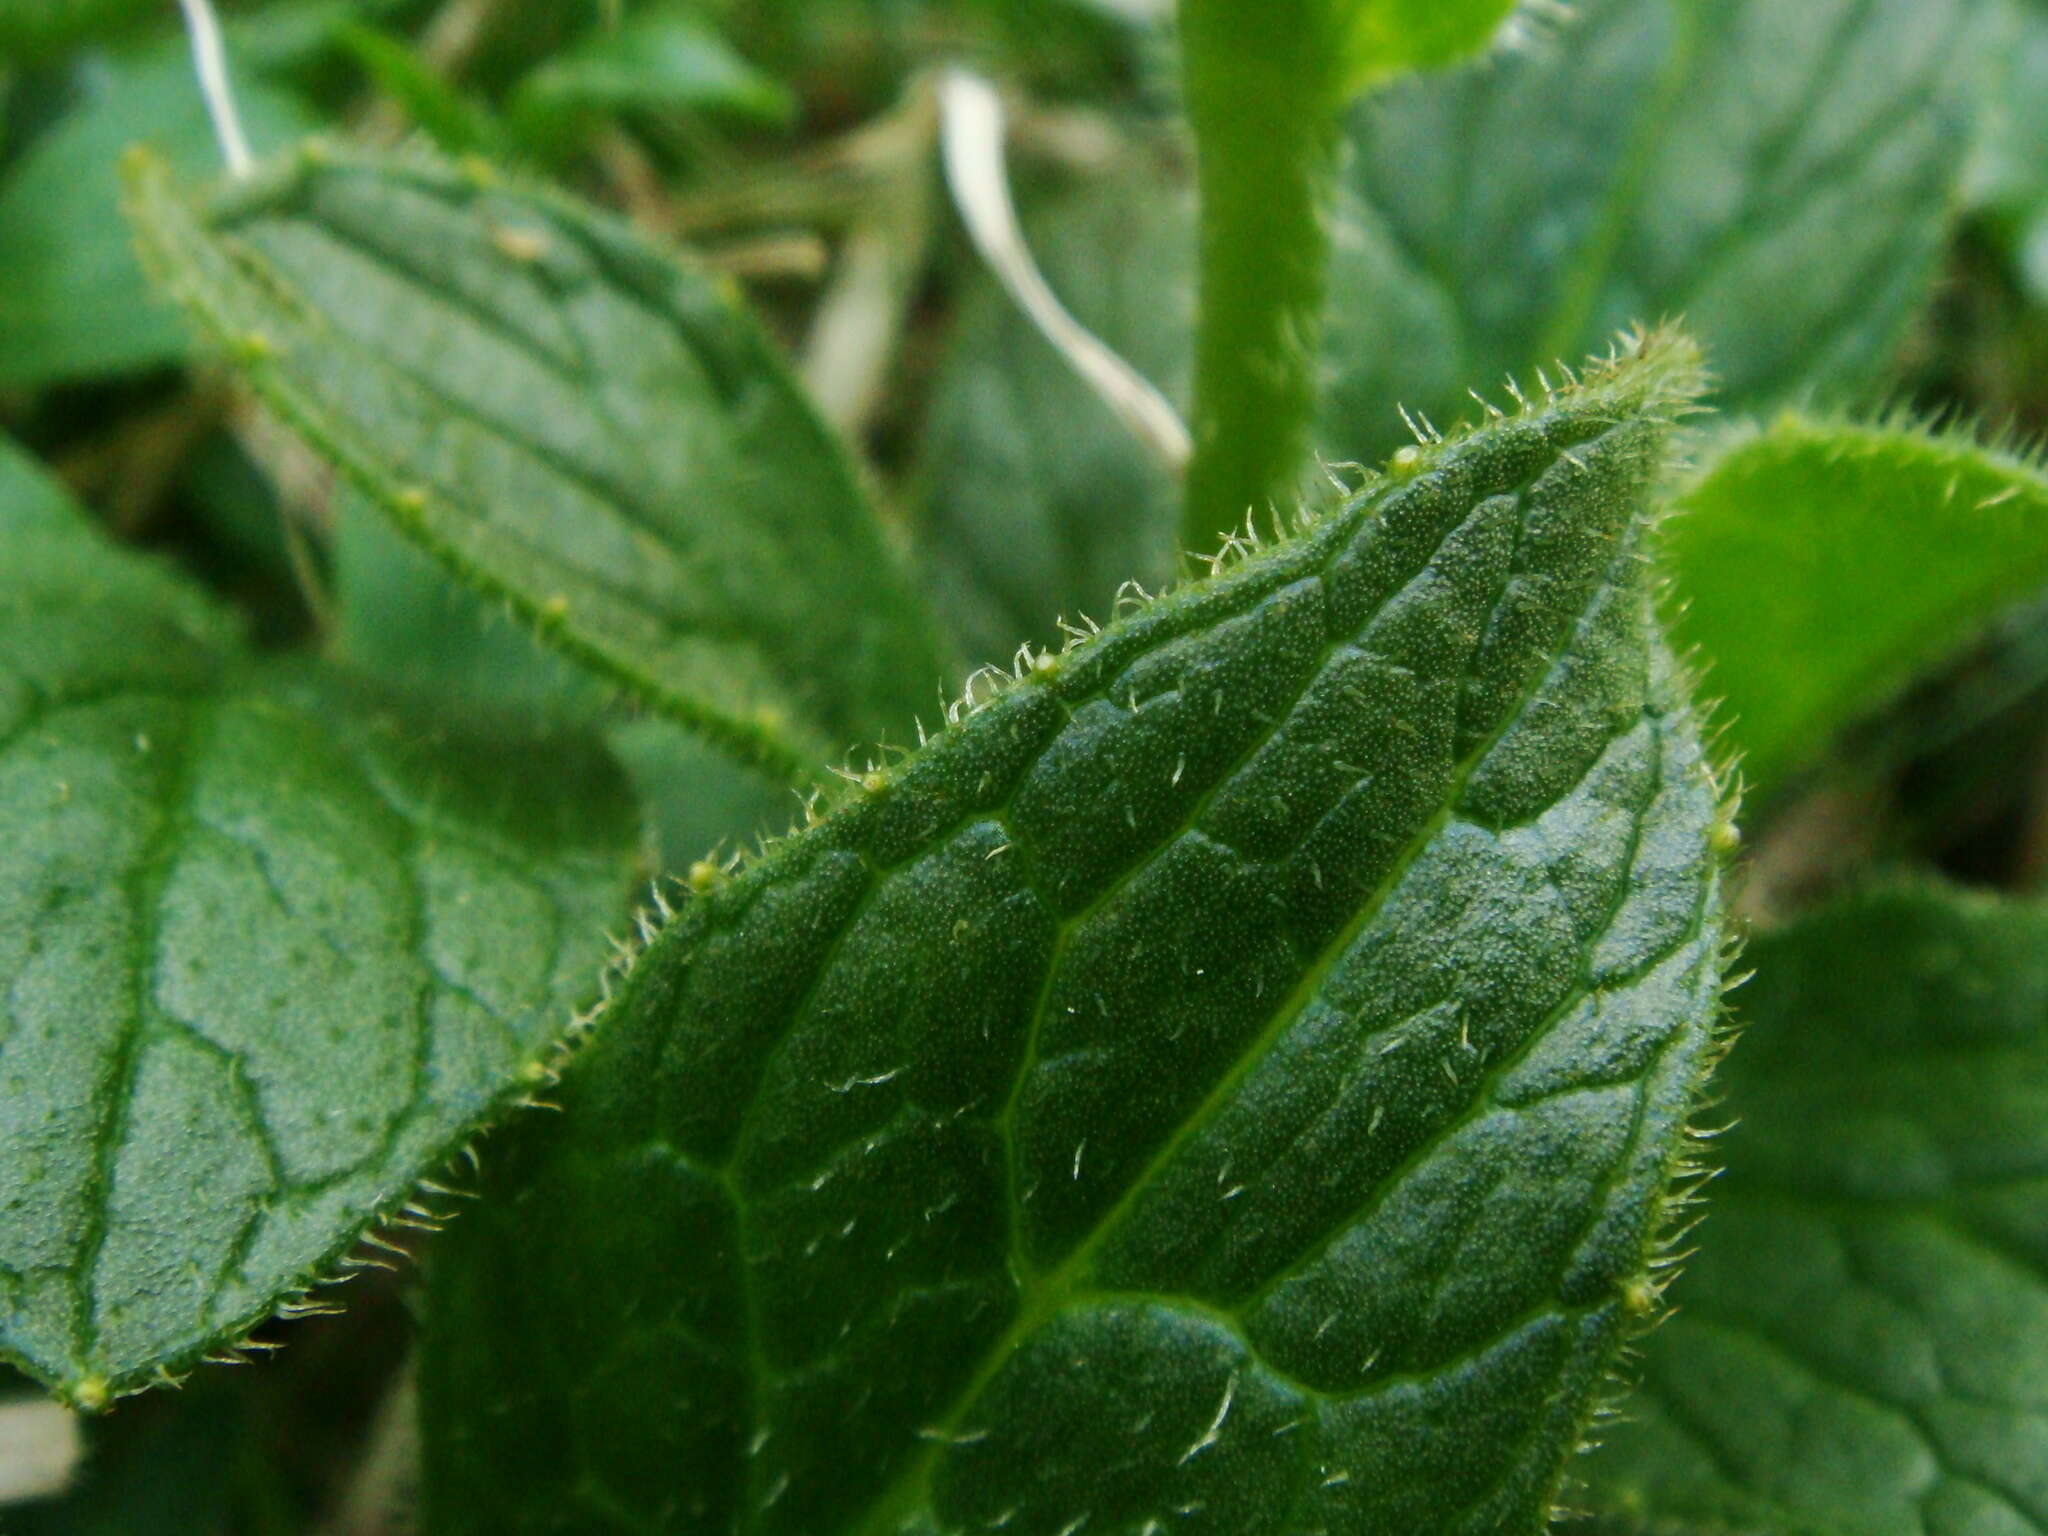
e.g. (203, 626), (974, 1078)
(921, 0), (1991, 668)
(421, 336), (1730, 1534)
(0, 440), (639, 1406)
(1581, 886), (2048, 1534)
(1322, 0), (1995, 466)
(126, 147), (956, 781)
(331, 494), (799, 871)
(1666, 416), (2048, 793)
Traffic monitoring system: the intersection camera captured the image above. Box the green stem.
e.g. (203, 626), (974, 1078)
(1178, 0), (1345, 556)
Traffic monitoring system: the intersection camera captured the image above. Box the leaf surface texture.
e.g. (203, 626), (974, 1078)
(127, 149), (955, 779)
(421, 338), (1730, 1536)
(1582, 886), (2048, 1535)
(0, 440), (638, 1404)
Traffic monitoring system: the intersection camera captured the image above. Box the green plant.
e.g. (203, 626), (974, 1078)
(4, 0), (2048, 1532)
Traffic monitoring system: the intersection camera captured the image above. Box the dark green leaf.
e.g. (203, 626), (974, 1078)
(916, 149), (1194, 664)
(0, 438), (640, 1407)
(0, 43), (315, 389)
(421, 336), (1730, 1535)
(1665, 416), (2048, 793)
(331, 494), (800, 872)
(127, 147), (957, 781)
(1581, 885), (2048, 1535)
(1322, 0), (1995, 464)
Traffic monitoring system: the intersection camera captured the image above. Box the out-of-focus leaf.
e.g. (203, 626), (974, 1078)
(1665, 415), (2048, 793)
(920, 0), (1994, 671)
(1321, 0), (1997, 465)
(916, 151), (1194, 664)
(0, 436), (640, 1406)
(128, 147), (957, 781)
(332, 498), (798, 872)
(1966, 0), (2048, 218)
(1581, 886), (2048, 1535)
(0, 45), (315, 389)
(512, 5), (796, 131)
(1338, 0), (1517, 91)
(335, 23), (504, 156)
(0, 0), (152, 62)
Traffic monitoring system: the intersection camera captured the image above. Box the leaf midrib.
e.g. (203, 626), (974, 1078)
(843, 443), (1647, 1536)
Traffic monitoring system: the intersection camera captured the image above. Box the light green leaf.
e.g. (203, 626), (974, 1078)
(420, 336), (1730, 1534)
(1339, 0), (1517, 91)
(0, 438), (640, 1408)
(126, 147), (957, 782)
(1322, 0), (1996, 466)
(1665, 415), (2048, 793)
(0, 43), (315, 389)
(1581, 885), (2048, 1535)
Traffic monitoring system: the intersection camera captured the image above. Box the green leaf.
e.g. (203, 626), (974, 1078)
(420, 335), (1731, 1534)
(916, 149), (1193, 664)
(1580, 885), (2048, 1534)
(331, 494), (800, 872)
(333, 24), (506, 157)
(1321, 0), (1996, 464)
(1664, 415), (2048, 794)
(0, 43), (316, 389)
(0, 0), (152, 61)
(126, 147), (957, 782)
(1339, 0), (1517, 91)
(0, 438), (640, 1408)
(510, 4), (796, 130)
(922, 0), (1991, 672)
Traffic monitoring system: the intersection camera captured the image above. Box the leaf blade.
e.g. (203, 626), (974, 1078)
(126, 147), (957, 779)
(1322, 0), (1996, 465)
(1663, 415), (2048, 793)
(1580, 885), (2048, 1535)
(421, 335), (1731, 1535)
(0, 441), (640, 1405)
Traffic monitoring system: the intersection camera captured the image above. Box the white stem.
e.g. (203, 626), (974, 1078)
(938, 68), (1191, 477)
(174, 0), (253, 177)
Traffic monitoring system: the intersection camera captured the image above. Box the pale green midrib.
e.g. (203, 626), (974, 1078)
(1233, 730), (1676, 1320)
(844, 480), (1659, 1536)
(983, 465), (1535, 1264)
(70, 694), (220, 1384)
(9, 669), (621, 1392)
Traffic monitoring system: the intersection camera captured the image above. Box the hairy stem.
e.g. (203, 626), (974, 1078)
(1178, 0), (1344, 555)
